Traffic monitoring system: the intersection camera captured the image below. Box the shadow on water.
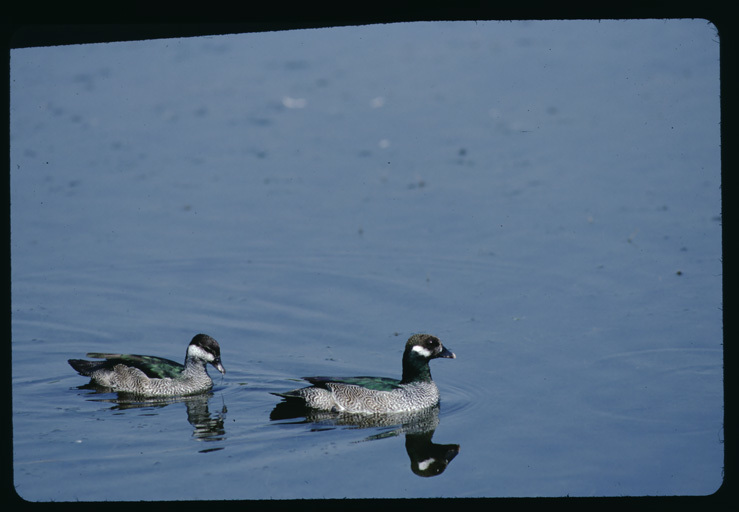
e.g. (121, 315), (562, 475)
(72, 383), (228, 451)
(270, 402), (460, 477)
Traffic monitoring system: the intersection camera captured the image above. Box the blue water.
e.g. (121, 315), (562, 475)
(11, 20), (723, 500)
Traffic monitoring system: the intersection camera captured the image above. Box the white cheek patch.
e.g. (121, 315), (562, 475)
(417, 458), (436, 471)
(411, 345), (433, 358)
(188, 344), (214, 362)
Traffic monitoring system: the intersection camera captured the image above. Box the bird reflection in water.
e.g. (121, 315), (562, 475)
(270, 401), (460, 477)
(74, 384), (228, 450)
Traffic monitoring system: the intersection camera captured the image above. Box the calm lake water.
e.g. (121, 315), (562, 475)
(10, 20), (723, 500)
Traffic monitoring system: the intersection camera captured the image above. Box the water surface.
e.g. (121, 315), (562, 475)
(11, 20), (723, 500)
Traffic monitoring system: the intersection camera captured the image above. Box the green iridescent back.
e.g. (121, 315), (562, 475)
(303, 376), (402, 392)
(85, 353), (184, 379)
